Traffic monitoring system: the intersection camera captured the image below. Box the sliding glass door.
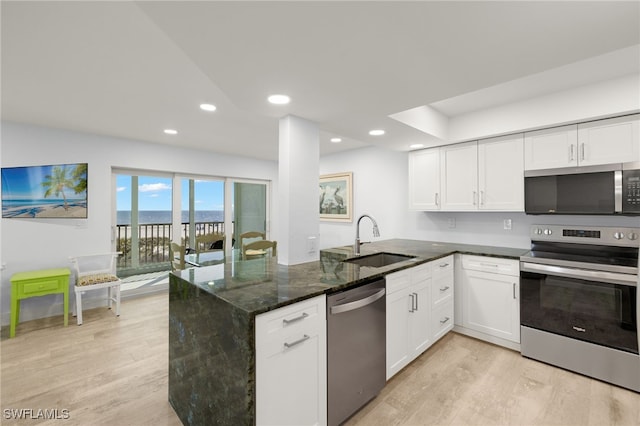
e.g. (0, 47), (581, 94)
(113, 169), (270, 278)
(114, 172), (173, 277)
(233, 181), (267, 241)
(179, 177), (225, 250)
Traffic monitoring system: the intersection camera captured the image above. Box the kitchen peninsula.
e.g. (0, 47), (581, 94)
(168, 239), (526, 425)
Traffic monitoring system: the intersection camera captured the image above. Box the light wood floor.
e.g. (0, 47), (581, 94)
(2, 293), (639, 426)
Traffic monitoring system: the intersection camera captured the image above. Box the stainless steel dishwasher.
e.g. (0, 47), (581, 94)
(327, 278), (386, 426)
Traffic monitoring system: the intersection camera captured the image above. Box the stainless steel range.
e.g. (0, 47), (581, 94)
(520, 225), (640, 392)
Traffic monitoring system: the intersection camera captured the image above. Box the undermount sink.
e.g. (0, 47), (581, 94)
(343, 252), (416, 268)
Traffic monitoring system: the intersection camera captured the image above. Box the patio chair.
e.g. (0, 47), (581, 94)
(69, 252), (122, 325)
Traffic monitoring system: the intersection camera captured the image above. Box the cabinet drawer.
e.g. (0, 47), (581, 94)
(22, 279), (61, 295)
(432, 301), (454, 342)
(256, 296), (325, 348)
(431, 255), (454, 277)
(432, 277), (453, 306)
(386, 270), (410, 295)
(462, 255), (519, 276)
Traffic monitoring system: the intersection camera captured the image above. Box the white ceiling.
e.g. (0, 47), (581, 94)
(2, 1), (639, 161)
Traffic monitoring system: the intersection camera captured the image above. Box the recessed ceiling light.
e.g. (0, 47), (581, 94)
(200, 103), (217, 112)
(410, 143), (424, 149)
(330, 137), (342, 143)
(268, 94), (290, 105)
(164, 129), (178, 135)
(369, 129), (385, 136)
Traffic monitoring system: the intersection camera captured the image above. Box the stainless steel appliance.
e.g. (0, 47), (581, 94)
(524, 162), (640, 215)
(327, 279), (386, 425)
(520, 225), (640, 392)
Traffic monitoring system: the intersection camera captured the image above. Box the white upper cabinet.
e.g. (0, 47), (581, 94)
(478, 134), (524, 211)
(525, 114), (640, 170)
(577, 114), (640, 166)
(524, 124), (578, 170)
(408, 148), (441, 210)
(409, 137), (524, 212)
(440, 141), (478, 211)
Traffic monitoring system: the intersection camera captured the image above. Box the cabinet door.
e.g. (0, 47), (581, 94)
(386, 287), (411, 380)
(578, 114), (640, 166)
(524, 124), (578, 170)
(256, 296), (327, 426)
(408, 278), (431, 357)
(463, 270), (520, 343)
(440, 141), (478, 210)
(408, 149), (441, 210)
(478, 134), (524, 211)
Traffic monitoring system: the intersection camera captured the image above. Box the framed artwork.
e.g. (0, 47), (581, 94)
(2, 163), (88, 218)
(319, 172), (352, 222)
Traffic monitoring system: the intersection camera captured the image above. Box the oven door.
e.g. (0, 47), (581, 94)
(520, 262), (638, 354)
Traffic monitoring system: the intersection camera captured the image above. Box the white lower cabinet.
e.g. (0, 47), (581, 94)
(255, 295), (327, 426)
(460, 255), (520, 345)
(386, 256), (455, 380)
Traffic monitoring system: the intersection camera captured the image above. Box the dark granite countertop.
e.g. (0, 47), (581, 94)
(171, 238), (528, 317)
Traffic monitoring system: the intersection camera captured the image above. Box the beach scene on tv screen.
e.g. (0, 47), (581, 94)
(1, 163), (87, 218)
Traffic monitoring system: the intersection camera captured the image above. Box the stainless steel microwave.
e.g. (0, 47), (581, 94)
(524, 163), (640, 215)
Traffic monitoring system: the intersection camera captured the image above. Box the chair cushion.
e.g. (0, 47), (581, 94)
(77, 273), (120, 286)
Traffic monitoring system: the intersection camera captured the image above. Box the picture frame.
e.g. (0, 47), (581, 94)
(2, 163), (88, 219)
(319, 172), (352, 222)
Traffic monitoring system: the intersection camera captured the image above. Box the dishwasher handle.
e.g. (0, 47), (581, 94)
(330, 288), (385, 315)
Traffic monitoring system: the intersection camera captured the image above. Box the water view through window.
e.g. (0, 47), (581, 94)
(114, 172), (268, 278)
(115, 174), (225, 275)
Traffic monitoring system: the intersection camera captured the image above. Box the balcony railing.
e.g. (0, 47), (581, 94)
(115, 221), (226, 274)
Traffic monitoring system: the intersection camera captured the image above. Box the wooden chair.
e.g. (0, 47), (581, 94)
(170, 242), (186, 272)
(69, 252), (122, 325)
(195, 233), (225, 254)
(242, 240), (277, 260)
(239, 231), (265, 248)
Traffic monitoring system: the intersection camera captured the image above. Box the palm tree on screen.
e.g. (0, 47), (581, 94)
(42, 165), (75, 210)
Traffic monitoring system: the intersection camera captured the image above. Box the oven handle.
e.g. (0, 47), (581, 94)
(520, 262), (638, 287)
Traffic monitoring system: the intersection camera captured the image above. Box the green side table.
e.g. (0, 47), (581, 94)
(10, 268), (70, 338)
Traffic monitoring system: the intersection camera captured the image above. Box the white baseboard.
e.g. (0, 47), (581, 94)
(453, 325), (521, 352)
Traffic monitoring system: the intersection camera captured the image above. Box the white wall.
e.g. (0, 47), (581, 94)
(0, 121), (278, 326)
(448, 74), (640, 143)
(320, 145), (639, 251)
(407, 211), (639, 249)
(319, 146), (409, 249)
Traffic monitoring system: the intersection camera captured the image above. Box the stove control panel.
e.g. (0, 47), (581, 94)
(531, 225), (640, 247)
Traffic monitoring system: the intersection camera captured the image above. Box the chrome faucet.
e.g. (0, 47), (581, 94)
(354, 214), (380, 255)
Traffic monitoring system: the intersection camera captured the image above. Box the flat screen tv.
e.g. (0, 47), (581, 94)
(2, 163), (88, 218)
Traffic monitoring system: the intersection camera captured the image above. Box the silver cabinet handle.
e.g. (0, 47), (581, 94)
(435, 193), (439, 206)
(480, 190), (484, 206)
(473, 191), (477, 205)
(284, 334), (310, 348)
(440, 317), (450, 325)
(480, 262), (499, 268)
(580, 143), (585, 161)
(409, 293), (414, 313)
(439, 263), (449, 268)
(513, 283), (516, 299)
(439, 286), (450, 292)
(283, 312), (308, 325)
(413, 292), (418, 311)
(569, 144), (575, 162)
(572, 326), (586, 333)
